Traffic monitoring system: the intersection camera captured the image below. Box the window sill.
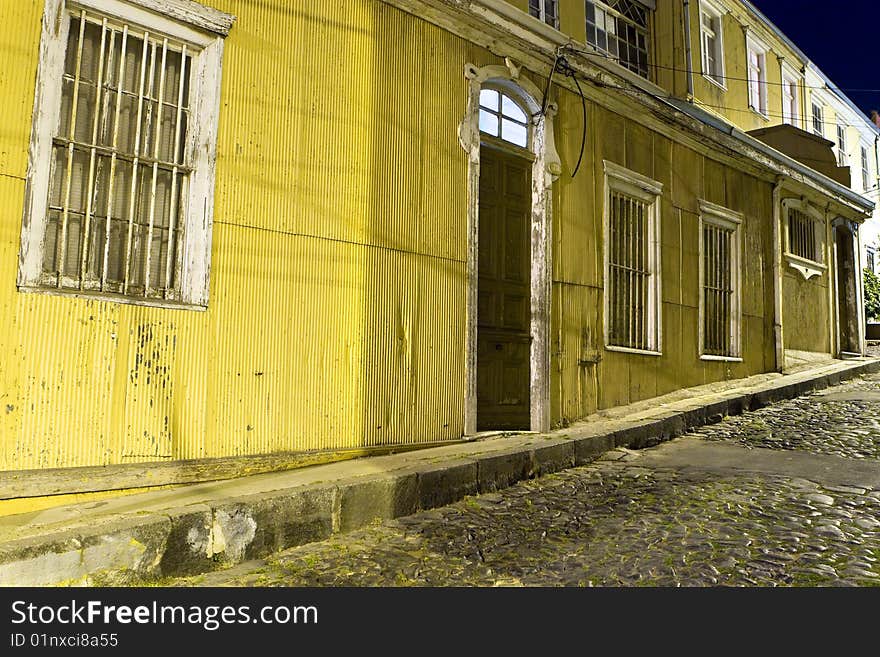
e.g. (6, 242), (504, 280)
(748, 105), (770, 121)
(784, 252), (826, 280)
(17, 285), (207, 312)
(605, 345), (662, 357)
(702, 73), (727, 92)
(700, 354), (743, 362)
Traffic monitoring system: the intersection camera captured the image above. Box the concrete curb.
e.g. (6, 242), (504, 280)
(2, 358), (879, 585)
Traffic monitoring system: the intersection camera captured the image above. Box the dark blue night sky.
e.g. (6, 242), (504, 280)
(750, 1), (880, 119)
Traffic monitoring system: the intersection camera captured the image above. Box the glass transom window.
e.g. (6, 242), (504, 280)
(479, 89), (529, 148)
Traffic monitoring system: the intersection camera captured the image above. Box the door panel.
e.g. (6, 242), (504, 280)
(477, 145), (532, 430)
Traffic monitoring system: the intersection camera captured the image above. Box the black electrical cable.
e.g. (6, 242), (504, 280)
(556, 56), (588, 178)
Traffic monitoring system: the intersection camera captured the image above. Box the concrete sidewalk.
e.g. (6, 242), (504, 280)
(2, 357), (879, 586)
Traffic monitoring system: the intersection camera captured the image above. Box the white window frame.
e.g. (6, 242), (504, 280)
(745, 32), (769, 118)
(782, 197), (826, 280)
(861, 143), (871, 191)
(602, 160), (663, 356)
(528, 0), (559, 30)
(780, 63), (801, 127)
(698, 200), (742, 362)
(699, 0), (725, 89)
(836, 125), (849, 167)
(811, 101), (824, 137)
(18, 0), (233, 310)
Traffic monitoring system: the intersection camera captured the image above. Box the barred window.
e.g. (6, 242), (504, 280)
(529, 0), (559, 29)
(699, 201), (742, 360)
(788, 208), (819, 262)
(603, 161), (662, 353)
(783, 199), (826, 280)
(18, 0), (232, 308)
(585, 0), (651, 79)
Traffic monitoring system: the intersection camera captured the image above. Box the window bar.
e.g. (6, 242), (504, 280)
(713, 227), (719, 354)
(122, 31), (151, 295)
(102, 25), (127, 291)
(58, 12), (87, 287)
(635, 200), (642, 350)
(724, 231), (731, 355)
(712, 227), (719, 354)
(619, 194), (625, 345)
(709, 228), (718, 354)
(164, 44), (187, 297)
(718, 228), (724, 354)
(716, 228), (722, 353)
(612, 194), (618, 344)
(705, 227), (711, 353)
(607, 192), (620, 344)
(718, 229), (724, 353)
(144, 38), (168, 295)
(636, 201), (642, 349)
(625, 196), (631, 348)
(642, 203), (647, 349)
(80, 17), (108, 287)
(611, 193), (619, 344)
(707, 227), (713, 353)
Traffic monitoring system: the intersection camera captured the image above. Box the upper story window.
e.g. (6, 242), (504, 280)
(479, 88), (530, 148)
(746, 34), (768, 117)
(861, 144), (871, 191)
(603, 161), (663, 355)
(18, 0), (233, 309)
(781, 69), (800, 126)
(585, 0), (651, 79)
(811, 102), (824, 136)
(529, 0), (559, 29)
(836, 126), (849, 167)
(699, 0), (725, 87)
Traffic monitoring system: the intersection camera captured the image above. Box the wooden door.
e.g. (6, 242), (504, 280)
(477, 144), (532, 430)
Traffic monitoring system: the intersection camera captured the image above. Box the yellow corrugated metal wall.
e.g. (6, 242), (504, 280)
(0, 0), (476, 471)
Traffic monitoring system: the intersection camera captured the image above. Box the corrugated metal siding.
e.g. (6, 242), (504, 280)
(1, 0), (472, 471)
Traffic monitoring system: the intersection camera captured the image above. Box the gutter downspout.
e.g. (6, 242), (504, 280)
(772, 176), (785, 372)
(875, 135), (879, 190)
(683, 0), (694, 99)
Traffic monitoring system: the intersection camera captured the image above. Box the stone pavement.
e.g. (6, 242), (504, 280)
(176, 374), (880, 587)
(2, 357), (880, 586)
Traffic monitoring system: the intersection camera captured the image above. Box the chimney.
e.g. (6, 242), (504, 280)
(872, 110), (880, 130)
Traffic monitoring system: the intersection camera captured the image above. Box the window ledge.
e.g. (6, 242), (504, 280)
(700, 354), (743, 362)
(17, 286), (207, 312)
(702, 73), (727, 92)
(784, 252), (826, 280)
(748, 105), (770, 121)
(605, 345), (662, 357)
(95, 0), (236, 36)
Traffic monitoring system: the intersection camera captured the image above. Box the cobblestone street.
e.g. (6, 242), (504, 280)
(178, 374), (880, 588)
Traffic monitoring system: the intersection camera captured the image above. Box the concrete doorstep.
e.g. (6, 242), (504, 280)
(1, 357), (879, 586)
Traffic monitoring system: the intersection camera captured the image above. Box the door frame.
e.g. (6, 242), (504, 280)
(832, 217), (866, 356)
(459, 62), (561, 434)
